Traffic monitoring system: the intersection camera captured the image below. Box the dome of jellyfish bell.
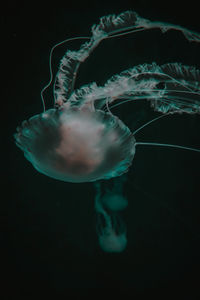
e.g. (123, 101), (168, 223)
(15, 106), (136, 183)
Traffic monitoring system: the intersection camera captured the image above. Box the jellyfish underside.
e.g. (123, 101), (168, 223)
(14, 11), (200, 252)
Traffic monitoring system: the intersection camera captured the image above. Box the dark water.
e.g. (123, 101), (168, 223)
(3, 0), (200, 296)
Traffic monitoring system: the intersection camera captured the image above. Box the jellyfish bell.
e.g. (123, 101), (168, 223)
(98, 228), (127, 253)
(101, 193), (128, 211)
(15, 103), (136, 183)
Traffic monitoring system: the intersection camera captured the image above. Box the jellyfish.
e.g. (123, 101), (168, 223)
(94, 177), (128, 252)
(97, 174), (128, 212)
(14, 11), (200, 252)
(96, 210), (127, 253)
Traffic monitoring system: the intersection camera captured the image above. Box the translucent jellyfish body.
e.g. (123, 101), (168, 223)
(98, 223), (127, 253)
(14, 11), (200, 252)
(95, 179), (128, 253)
(16, 106), (135, 182)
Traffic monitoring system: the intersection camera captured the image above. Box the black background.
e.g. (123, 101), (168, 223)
(3, 0), (200, 296)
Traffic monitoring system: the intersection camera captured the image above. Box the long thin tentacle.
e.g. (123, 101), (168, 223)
(135, 142), (200, 153)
